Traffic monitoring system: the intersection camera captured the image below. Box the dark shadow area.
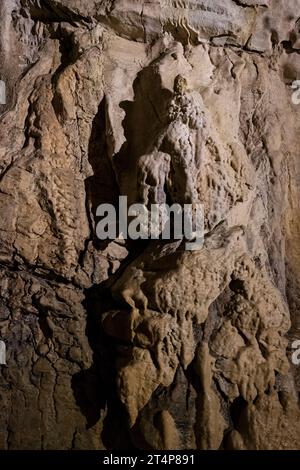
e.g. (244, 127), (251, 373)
(72, 364), (104, 429)
(72, 60), (176, 448)
(72, 279), (137, 448)
(85, 96), (119, 251)
(114, 61), (172, 201)
(72, 94), (122, 437)
(71, 283), (115, 432)
(230, 396), (248, 429)
(21, 0), (92, 25)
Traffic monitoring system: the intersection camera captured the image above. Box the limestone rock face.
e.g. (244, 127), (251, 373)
(0, 0), (300, 450)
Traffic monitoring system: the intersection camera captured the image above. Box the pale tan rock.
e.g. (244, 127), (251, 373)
(0, 0), (300, 452)
(194, 342), (227, 449)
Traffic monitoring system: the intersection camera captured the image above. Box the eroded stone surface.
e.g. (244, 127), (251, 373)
(0, 0), (300, 450)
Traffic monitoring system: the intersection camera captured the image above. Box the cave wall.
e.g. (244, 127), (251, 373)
(0, 0), (300, 450)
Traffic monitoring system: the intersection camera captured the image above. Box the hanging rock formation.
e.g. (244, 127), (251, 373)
(0, 0), (300, 450)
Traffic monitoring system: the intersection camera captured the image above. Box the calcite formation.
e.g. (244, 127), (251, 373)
(0, 0), (300, 450)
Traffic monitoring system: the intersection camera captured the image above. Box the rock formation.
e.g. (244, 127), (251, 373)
(0, 0), (300, 450)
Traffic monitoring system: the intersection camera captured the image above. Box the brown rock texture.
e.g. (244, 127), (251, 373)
(0, 0), (300, 450)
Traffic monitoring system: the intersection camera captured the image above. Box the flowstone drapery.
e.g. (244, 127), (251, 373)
(1, 0), (300, 450)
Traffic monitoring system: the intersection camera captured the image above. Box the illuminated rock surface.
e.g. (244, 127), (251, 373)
(0, 0), (300, 450)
